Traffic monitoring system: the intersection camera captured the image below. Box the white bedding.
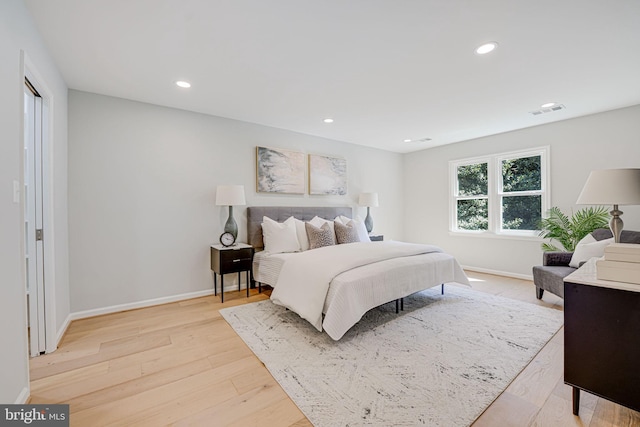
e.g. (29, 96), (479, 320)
(252, 250), (291, 286)
(267, 241), (469, 339)
(323, 251), (468, 339)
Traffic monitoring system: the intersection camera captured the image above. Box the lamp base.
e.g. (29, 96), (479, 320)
(364, 207), (373, 233)
(224, 206), (238, 239)
(610, 204), (623, 244)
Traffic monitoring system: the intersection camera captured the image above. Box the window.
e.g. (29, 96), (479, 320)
(450, 147), (549, 237)
(455, 161), (489, 231)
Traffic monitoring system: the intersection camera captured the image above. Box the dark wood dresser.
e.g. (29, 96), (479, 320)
(563, 259), (640, 415)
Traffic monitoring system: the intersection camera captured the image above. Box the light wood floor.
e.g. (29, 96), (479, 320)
(29, 272), (640, 426)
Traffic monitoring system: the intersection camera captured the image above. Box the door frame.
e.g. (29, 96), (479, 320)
(21, 51), (58, 355)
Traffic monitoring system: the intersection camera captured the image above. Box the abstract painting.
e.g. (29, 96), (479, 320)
(256, 146), (305, 194)
(309, 154), (347, 195)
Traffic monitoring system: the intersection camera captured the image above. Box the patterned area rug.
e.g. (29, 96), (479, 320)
(220, 286), (563, 427)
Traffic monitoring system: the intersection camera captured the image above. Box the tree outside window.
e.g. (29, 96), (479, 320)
(501, 155), (542, 231)
(456, 162), (488, 230)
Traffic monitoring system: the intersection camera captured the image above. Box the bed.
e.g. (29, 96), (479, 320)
(248, 206), (469, 340)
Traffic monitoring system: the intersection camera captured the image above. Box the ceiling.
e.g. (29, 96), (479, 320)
(24, 0), (640, 153)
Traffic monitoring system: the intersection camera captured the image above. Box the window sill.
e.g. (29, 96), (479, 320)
(449, 230), (543, 242)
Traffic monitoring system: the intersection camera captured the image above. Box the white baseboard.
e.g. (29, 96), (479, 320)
(56, 314), (72, 347)
(15, 386), (30, 404)
(462, 265), (533, 281)
(69, 289), (215, 321)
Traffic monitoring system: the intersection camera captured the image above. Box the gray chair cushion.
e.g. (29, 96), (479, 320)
(532, 265), (576, 298)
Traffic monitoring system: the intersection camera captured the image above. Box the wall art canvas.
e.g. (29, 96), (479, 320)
(256, 146), (305, 194)
(309, 154), (347, 195)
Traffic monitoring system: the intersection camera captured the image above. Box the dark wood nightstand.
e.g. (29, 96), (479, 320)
(369, 235), (384, 241)
(210, 243), (254, 303)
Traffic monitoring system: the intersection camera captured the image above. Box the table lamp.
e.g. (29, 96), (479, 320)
(215, 185), (246, 239)
(576, 169), (640, 243)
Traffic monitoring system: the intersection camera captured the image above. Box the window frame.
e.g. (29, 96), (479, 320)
(449, 146), (550, 238)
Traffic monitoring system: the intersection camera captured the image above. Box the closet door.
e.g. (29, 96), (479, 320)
(24, 78), (46, 356)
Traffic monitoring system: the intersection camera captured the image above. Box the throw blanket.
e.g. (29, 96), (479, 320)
(270, 241), (443, 331)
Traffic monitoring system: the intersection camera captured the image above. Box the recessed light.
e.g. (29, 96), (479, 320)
(541, 102), (556, 108)
(475, 42), (498, 55)
(176, 81), (191, 88)
(403, 139), (412, 143)
(323, 118), (334, 123)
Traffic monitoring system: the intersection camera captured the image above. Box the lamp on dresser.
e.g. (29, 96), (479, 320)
(215, 185), (246, 240)
(576, 168), (640, 243)
(358, 192), (379, 233)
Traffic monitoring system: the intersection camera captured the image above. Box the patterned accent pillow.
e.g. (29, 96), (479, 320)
(305, 221), (336, 249)
(334, 221), (361, 244)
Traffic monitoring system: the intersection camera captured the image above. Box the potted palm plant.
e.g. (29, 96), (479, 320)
(538, 206), (609, 252)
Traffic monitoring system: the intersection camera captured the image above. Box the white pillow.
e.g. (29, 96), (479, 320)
(292, 217), (310, 251)
(261, 216), (301, 254)
(334, 215), (350, 225)
(569, 235), (614, 268)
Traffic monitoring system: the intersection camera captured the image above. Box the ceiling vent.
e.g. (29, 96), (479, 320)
(529, 104), (566, 116)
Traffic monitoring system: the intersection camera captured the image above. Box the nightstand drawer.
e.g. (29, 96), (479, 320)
(211, 247), (254, 274)
(220, 254), (252, 273)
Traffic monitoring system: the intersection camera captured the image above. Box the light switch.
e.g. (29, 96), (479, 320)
(13, 180), (20, 203)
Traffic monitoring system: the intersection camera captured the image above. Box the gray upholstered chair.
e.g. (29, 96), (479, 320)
(532, 229), (640, 300)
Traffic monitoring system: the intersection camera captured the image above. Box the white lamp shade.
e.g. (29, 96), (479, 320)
(358, 192), (379, 207)
(576, 169), (640, 205)
(215, 185), (246, 206)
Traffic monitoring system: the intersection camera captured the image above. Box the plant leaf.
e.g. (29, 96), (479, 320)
(539, 206), (609, 251)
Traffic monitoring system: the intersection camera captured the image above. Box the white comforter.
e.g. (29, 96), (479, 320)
(270, 241), (444, 333)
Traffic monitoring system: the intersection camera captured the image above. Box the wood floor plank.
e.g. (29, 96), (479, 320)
(29, 341), (102, 370)
(66, 358), (213, 413)
(230, 364), (279, 395)
(531, 393), (593, 427)
(30, 333), (171, 380)
(226, 398), (308, 427)
(472, 391), (540, 427)
(552, 378), (599, 412)
(287, 419), (314, 427)
(503, 331), (564, 408)
(108, 379), (239, 427)
(70, 357), (256, 426)
(140, 336), (243, 375)
(172, 382), (289, 427)
(590, 398), (640, 427)
(30, 361), (110, 392)
(31, 364), (142, 405)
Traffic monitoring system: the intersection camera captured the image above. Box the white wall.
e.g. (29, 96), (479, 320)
(68, 90), (403, 312)
(0, 0), (68, 404)
(403, 105), (640, 277)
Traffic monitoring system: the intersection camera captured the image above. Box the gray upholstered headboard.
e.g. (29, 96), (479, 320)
(247, 206), (353, 248)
